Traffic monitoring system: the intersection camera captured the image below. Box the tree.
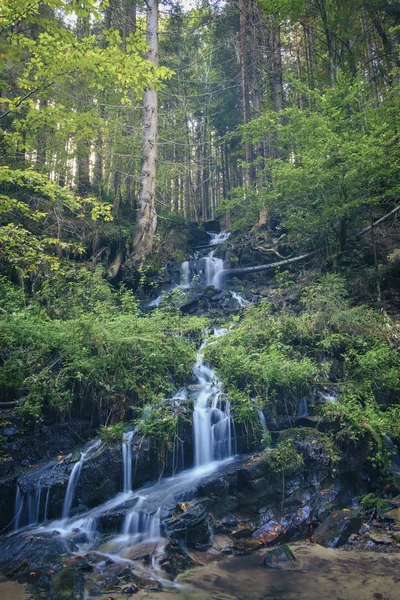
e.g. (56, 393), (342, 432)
(132, 0), (159, 266)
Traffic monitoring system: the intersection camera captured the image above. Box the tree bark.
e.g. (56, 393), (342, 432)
(239, 0), (255, 186)
(132, 0), (158, 266)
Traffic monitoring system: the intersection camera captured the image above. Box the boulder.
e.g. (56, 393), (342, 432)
(263, 544), (296, 567)
(312, 508), (362, 548)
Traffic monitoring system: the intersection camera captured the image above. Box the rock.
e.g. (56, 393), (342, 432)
(263, 545), (296, 567)
(367, 531), (393, 544)
(386, 508), (400, 524)
(313, 508), (362, 548)
(157, 541), (196, 576)
(122, 585), (138, 594)
(164, 501), (212, 549)
(231, 527), (254, 540)
(51, 564), (85, 599)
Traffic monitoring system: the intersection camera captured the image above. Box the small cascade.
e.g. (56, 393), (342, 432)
(205, 254), (225, 289)
(122, 497), (161, 541)
(13, 482), (51, 532)
(180, 261), (191, 288)
(13, 486), (23, 531)
(193, 330), (234, 467)
(208, 231), (231, 245)
(148, 294), (163, 307)
(258, 410), (268, 434)
(122, 430), (134, 493)
(296, 399), (309, 420)
(319, 391), (337, 403)
(231, 291), (249, 308)
(171, 435), (185, 475)
(62, 439), (101, 519)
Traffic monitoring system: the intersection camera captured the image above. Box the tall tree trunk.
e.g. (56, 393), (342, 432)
(76, 13), (91, 196)
(272, 16), (284, 113)
(239, 0), (255, 186)
(132, 0), (158, 266)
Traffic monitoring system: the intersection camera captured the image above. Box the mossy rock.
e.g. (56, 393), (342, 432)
(263, 544), (296, 567)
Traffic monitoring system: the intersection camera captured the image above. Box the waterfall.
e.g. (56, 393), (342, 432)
(208, 232), (231, 245)
(258, 410), (267, 434)
(231, 291), (249, 308)
(62, 439), (101, 519)
(180, 261), (191, 288)
(193, 330), (233, 467)
(13, 481), (52, 532)
(13, 486), (23, 531)
(205, 254), (225, 289)
(122, 430), (134, 493)
(296, 399), (309, 420)
(122, 497), (161, 541)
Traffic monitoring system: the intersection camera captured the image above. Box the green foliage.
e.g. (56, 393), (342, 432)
(137, 404), (178, 448)
(322, 389), (400, 470)
(264, 428), (339, 475)
(0, 275), (202, 426)
(360, 493), (390, 513)
(100, 422), (128, 444)
(0, 167), (113, 278)
(264, 442), (304, 474)
(243, 75), (400, 252)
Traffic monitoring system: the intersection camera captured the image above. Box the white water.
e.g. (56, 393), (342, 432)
(258, 410), (268, 434)
(208, 231), (231, 245)
(296, 399), (309, 420)
(14, 479), (53, 531)
(62, 439), (101, 518)
(193, 331), (233, 466)
(122, 430), (134, 493)
(180, 261), (191, 288)
(205, 254), (225, 289)
(231, 290), (249, 307)
(30, 233), (236, 571)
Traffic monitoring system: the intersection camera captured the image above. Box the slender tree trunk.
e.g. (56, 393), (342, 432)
(132, 0), (158, 266)
(239, 0), (255, 185)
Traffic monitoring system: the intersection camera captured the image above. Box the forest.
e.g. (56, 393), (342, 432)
(0, 0), (400, 598)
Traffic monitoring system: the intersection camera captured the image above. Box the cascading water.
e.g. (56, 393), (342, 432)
(208, 232), (231, 245)
(205, 254), (224, 289)
(180, 261), (191, 288)
(258, 410), (268, 435)
(122, 430), (134, 493)
(62, 439), (101, 518)
(193, 331), (233, 467)
(27, 231), (237, 579)
(13, 479), (53, 532)
(296, 399), (309, 420)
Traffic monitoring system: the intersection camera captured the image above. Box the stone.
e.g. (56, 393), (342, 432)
(367, 531), (392, 544)
(313, 508), (362, 548)
(386, 508), (400, 524)
(263, 545), (296, 568)
(231, 527), (254, 540)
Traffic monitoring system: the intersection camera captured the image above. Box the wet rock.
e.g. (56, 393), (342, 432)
(0, 531), (71, 577)
(231, 527), (254, 540)
(51, 564), (85, 599)
(313, 508), (362, 548)
(122, 585), (138, 594)
(157, 541), (196, 576)
(263, 545), (296, 567)
(164, 501), (212, 549)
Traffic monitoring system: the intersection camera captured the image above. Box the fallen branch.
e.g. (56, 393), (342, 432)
(254, 245), (291, 259)
(225, 251), (316, 276)
(356, 204), (400, 236)
(226, 205), (400, 277)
